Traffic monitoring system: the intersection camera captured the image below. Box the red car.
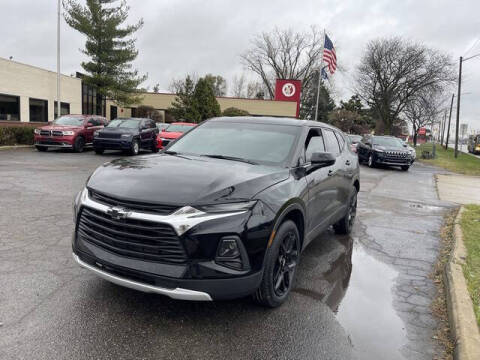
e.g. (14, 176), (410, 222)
(156, 122), (196, 149)
(34, 115), (107, 152)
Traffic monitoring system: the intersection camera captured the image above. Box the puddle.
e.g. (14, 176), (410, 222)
(336, 243), (407, 360)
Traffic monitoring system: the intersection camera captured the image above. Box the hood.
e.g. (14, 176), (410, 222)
(160, 131), (183, 139)
(87, 154), (290, 206)
(374, 145), (408, 152)
(99, 127), (139, 135)
(39, 125), (83, 131)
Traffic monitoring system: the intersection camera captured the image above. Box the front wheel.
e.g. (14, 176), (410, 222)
(130, 139), (140, 156)
(36, 146), (48, 152)
(368, 153), (375, 168)
(333, 187), (357, 235)
(73, 136), (85, 153)
(254, 220), (300, 308)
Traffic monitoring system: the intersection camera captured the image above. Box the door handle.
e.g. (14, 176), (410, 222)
(345, 160), (351, 166)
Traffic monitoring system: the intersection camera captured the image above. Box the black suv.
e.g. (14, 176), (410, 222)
(73, 117), (360, 307)
(93, 118), (159, 155)
(357, 135), (413, 171)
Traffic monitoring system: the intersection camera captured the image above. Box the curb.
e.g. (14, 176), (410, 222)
(0, 145), (34, 151)
(444, 206), (480, 359)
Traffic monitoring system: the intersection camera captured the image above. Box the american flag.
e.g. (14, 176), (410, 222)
(323, 34), (337, 75)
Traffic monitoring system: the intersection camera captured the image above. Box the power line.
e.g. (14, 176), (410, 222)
(464, 37), (480, 56)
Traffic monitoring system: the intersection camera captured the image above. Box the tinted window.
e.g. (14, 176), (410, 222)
(29, 98), (48, 122)
(323, 129), (341, 156)
(169, 121), (300, 166)
(0, 94), (20, 121)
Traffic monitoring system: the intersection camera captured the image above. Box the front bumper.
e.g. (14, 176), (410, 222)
(374, 153), (412, 166)
(93, 138), (132, 150)
(72, 189), (272, 300)
(34, 135), (75, 148)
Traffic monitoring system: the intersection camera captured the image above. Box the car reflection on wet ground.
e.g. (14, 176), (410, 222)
(0, 149), (455, 360)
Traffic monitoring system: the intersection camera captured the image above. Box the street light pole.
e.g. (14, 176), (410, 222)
(56, 0), (61, 120)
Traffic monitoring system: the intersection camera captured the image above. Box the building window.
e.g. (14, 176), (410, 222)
(131, 107), (137, 117)
(81, 82), (105, 116)
(29, 98), (48, 122)
(110, 105), (117, 120)
(54, 102), (70, 118)
(0, 94), (20, 121)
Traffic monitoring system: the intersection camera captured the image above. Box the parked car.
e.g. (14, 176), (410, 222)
(467, 134), (480, 154)
(34, 115), (107, 152)
(156, 122), (196, 149)
(357, 135), (413, 171)
(73, 117), (360, 307)
(93, 118), (159, 155)
(347, 134), (362, 153)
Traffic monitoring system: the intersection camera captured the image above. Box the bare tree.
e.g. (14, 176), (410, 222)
(403, 90), (447, 146)
(356, 37), (454, 135)
(232, 74), (246, 97)
(241, 27), (324, 99)
(246, 81), (266, 99)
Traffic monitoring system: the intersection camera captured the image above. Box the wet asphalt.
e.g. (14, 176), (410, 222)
(0, 148), (456, 360)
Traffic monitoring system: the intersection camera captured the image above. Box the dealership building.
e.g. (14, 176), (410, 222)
(0, 57), (297, 125)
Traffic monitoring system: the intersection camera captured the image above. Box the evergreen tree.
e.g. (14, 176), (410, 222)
(168, 76), (198, 121)
(191, 78), (221, 122)
(64, 0), (147, 107)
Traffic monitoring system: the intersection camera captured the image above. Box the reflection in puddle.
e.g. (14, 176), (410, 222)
(336, 244), (406, 360)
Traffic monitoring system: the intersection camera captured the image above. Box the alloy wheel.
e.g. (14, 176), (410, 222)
(273, 231), (299, 297)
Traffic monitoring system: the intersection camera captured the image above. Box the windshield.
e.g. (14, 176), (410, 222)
(168, 121), (300, 166)
(107, 119), (140, 129)
(166, 124), (194, 133)
(53, 116), (84, 126)
(373, 137), (404, 147)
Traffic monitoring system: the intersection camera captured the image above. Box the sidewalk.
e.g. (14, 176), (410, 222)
(436, 174), (480, 205)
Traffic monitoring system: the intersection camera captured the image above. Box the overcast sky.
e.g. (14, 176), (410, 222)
(1, 0), (479, 132)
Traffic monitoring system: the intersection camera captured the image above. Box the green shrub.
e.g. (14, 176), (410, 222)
(222, 107), (250, 117)
(0, 127), (34, 146)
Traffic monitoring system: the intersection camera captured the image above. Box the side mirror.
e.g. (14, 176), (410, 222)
(311, 152), (336, 168)
(86, 122), (94, 127)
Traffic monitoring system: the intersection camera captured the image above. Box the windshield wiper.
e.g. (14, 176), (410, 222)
(201, 154), (258, 165)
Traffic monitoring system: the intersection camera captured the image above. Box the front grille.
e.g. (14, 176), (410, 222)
(89, 189), (179, 215)
(383, 151), (409, 163)
(38, 140), (62, 145)
(77, 207), (187, 263)
(100, 133), (121, 139)
(52, 131), (63, 136)
(40, 130), (51, 136)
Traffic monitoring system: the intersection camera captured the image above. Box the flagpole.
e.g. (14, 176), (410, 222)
(314, 29), (326, 122)
(56, 0), (61, 120)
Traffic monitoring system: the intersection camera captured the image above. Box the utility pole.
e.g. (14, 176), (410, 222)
(445, 94), (454, 150)
(56, 0), (61, 120)
(441, 110), (447, 147)
(454, 57), (462, 158)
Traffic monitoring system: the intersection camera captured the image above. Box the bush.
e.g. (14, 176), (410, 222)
(222, 107), (250, 117)
(0, 127), (34, 146)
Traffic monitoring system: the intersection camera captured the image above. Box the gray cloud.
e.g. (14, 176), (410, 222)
(1, 0), (479, 131)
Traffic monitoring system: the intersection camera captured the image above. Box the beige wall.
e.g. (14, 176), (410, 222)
(106, 92), (297, 121)
(0, 57), (82, 122)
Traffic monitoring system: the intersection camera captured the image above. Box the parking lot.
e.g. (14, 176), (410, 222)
(0, 148), (455, 360)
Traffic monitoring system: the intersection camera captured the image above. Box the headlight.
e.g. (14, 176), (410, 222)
(121, 134), (131, 138)
(63, 131), (75, 136)
(195, 201), (257, 214)
(34, 129), (41, 135)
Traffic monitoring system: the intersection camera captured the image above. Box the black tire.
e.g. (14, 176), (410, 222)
(94, 147), (104, 155)
(333, 187), (357, 235)
(401, 165), (410, 171)
(130, 139), (140, 156)
(151, 140), (159, 153)
(36, 146), (47, 152)
(254, 220), (300, 308)
(367, 153), (375, 168)
(73, 136), (85, 153)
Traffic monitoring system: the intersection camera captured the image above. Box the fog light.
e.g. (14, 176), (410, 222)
(217, 238), (240, 258)
(215, 236), (250, 271)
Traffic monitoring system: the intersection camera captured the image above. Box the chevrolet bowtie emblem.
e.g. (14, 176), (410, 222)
(106, 206), (128, 220)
